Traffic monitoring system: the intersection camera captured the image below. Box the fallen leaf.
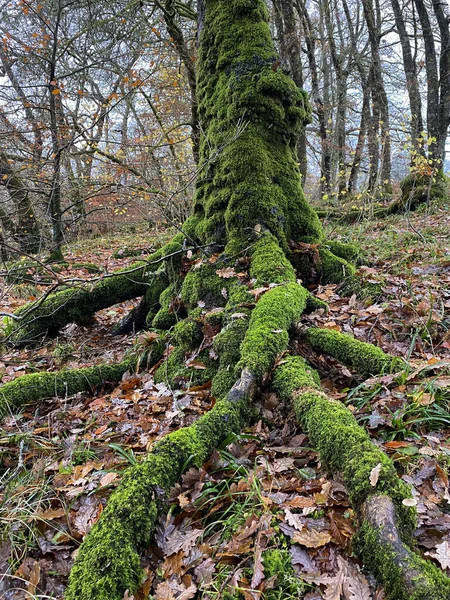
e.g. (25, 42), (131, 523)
(292, 528), (332, 548)
(369, 463), (382, 487)
(216, 267), (236, 278)
(99, 472), (118, 488)
(284, 508), (304, 531)
(426, 540), (450, 569)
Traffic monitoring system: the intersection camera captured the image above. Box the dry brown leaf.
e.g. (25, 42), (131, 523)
(369, 463), (382, 487)
(284, 508), (304, 531)
(155, 582), (175, 600)
(99, 472), (118, 488)
(37, 507), (66, 520)
(426, 540), (450, 569)
(345, 570), (372, 600)
(177, 584), (197, 600)
(165, 528), (202, 556)
(27, 560), (41, 596)
(292, 528), (332, 548)
(216, 267), (236, 278)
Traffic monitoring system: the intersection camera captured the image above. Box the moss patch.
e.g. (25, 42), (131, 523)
(192, 0), (323, 254)
(304, 327), (404, 377)
(65, 392), (251, 600)
(238, 282), (308, 379)
(0, 358), (139, 418)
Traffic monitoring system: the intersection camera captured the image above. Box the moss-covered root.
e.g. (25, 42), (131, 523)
(273, 355), (450, 599)
(303, 327), (405, 377)
(0, 357), (143, 419)
(357, 496), (450, 600)
(7, 237), (183, 345)
(65, 370), (255, 600)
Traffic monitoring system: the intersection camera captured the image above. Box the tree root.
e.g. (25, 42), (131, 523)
(273, 355), (450, 600)
(64, 372), (255, 600)
(0, 357), (140, 419)
(6, 237), (183, 345)
(302, 326), (405, 377)
(357, 495), (450, 600)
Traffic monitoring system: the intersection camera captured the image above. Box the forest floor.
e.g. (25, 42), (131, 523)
(1, 202), (450, 600)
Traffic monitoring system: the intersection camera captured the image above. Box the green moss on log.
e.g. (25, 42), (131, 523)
(181, 263), (235, 309)
(0, 358), (138, 418)
(250, 232), (296, 284)
(323, 240), (361, 264)
(304, 327), (404, 377)
(65, 393), (251, 600)
(356, 521), (450, 600)
(238, 282), (308, 379)
(8, 237), (184, 344)
(272, 356), (415, 528)
(400, 173), (448, 210)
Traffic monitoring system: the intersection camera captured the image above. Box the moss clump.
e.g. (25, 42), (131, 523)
(238, 282), (308, 379)
(8, 237), (184, 344)
(0, 358), (138, 418)
(66, 390), (251, 600)
(151, 283), (180, 330)
(304, 327), (403, 377)
(181, 263), (235, 309)
(355, 522), (450, 600)
(192, 0), (323, 254)
(323, 240), (361, 264)
(154, 347), (217, 389)
(172, 315), (204, 350)
(250, 232), (296, 284)
(400, 173), (449, 210)
(262, 549), (306, 600)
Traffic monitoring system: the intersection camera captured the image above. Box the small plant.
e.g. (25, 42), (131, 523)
(52, 342), (75, 364)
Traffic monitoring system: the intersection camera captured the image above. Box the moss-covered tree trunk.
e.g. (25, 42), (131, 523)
(2, 2), (449, 599)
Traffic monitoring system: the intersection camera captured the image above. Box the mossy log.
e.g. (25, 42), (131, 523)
(0, 357), (138, 418)
(6, 238), (183, 344)
(303, 327), (406, 377)
(273, 355), (450, 600)
(316, 173), (448, 224)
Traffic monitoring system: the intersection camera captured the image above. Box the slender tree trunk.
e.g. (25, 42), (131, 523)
(391, 0), (424, 159)
(273, 0), (308, 180)
(362, 0), (391, 196)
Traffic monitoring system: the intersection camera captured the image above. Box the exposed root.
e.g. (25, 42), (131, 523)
(302, 326), (405, 377)
(273, 355), (450, 600)
(65, 371), (255, 600)
(0, 357), (141, 419)
(6, 237), (183, 345)
(358, 496), (450, 600)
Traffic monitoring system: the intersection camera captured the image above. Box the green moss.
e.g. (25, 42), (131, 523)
(318, 247), (355, 283)
(262, 549), (306, 600)
(192, 0), (323, 254)
(355, 522), (450, 600)
(0, 358), (138, 418)
(249, 232), (296, 284)
(304, 327), (404, 377)
(400, 173), (449, 209)
(273, 356), (415, 529)
(305, 294), (329, 314)
(154, 347), (218, 389)
(151, 283), (180, 330)
(172, 316), (203, 350)
(181, 263), (235, 309)
(211, 368), (236, 399)
(8, 238), (184, 344)
(323, 240), (361, 264)
(238, 282), (308, 379)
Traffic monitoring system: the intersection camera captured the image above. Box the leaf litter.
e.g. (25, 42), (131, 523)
(2, 207), (450, 598)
